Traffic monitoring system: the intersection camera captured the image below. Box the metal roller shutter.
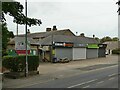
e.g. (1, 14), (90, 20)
(98, 48), (106, 57)
(55, 48), (72, 60)
(73, 48), (86, 60)
(87, 48), (98, 59)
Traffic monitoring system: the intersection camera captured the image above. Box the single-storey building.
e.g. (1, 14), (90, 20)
(39, 35), (101, 61)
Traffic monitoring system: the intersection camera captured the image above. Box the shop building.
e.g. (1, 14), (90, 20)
(39, 35), (101, 61)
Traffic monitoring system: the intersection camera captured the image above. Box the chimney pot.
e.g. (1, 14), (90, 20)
(46, 28), (51, 32)
(27, 29), (30, 34)
(52, 25), (57, 31)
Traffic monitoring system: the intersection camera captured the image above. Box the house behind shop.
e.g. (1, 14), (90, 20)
(7, 26), (75, 56)
(103, 41), (120, 55)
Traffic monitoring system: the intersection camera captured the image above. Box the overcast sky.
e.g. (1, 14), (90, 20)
(5, 0), (118, 38)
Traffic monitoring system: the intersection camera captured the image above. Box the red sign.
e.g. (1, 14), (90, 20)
(16, 50), (30, 55)
(54, 42), (73, 47)
(64, 43), (73, 47)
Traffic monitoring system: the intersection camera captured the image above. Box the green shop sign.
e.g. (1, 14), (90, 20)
(87, 44), (99, 49)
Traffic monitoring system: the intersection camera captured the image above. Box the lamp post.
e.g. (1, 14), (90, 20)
(25, 0), (28, 77)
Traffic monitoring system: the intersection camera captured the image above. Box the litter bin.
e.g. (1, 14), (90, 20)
(53, 57), (57, 63)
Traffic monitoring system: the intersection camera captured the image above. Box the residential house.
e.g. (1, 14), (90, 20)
(103, 41), (120, 54)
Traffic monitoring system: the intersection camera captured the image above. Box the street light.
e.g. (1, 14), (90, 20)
(25, 0), (28, 77)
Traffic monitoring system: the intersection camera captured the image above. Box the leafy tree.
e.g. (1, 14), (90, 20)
(2, 1), (42, 26)
(2, 22), (14, 56)
(1, 1), (42, 56)
(9, 31), (14, 38)
(100, 36), (112, 43)
(116, 0), (120, 15)
(112, 37), (119, 41)
(94, 37), (100, 42)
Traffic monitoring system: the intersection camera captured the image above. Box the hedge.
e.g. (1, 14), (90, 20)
(112, 48), (120, 55)
(2, 55), (39, 72)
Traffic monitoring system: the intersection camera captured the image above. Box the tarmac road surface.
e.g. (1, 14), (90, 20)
(24, 64), (118, 88)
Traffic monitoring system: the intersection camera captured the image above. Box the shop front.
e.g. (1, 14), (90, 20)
(53, 42), (73, 60)
(86, 44), (99, 59)
(73, 44), (87, 60)
(98, 44), (107, 57)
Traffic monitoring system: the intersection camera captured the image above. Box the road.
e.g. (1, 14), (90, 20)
(24, 64), (118, 88)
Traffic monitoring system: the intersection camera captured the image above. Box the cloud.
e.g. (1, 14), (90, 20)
(5, 0), (118, 38)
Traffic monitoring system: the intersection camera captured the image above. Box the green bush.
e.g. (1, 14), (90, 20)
(2, 55), (39, 72)
(112, 48), (120, 55)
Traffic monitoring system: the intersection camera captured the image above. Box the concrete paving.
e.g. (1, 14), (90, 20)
(2, 55), (118, 88)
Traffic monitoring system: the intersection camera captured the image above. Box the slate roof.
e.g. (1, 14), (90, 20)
(39, 35), (99, 46)
(8, 37), (39, 45)
(103, 41), (120, 50)
(10, 29), (75, 45)
(16, 29), (75, 38)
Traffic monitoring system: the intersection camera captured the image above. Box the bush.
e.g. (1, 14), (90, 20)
(112, 48), (120, 55)
(2, 55), (39, 72)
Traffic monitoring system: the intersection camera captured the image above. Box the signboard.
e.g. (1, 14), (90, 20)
(74, 43), (87, 47)
(87, 44), (99, 49)
(54, 42), (73, 47)
(15, 37), (31, 54)
(16, 50), (30, 55)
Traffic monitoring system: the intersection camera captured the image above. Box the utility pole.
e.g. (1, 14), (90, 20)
(16, 23), (18, 36)
(51, 35), (54, 63)
(25, 0), (28, 77)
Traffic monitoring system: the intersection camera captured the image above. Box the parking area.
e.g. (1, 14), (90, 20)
(38, 55), (118, 74)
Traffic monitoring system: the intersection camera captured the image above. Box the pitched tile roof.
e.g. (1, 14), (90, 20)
(39, 35), (99, 45)
(16, 29), (75, 38)
(103, 41), (120, 50)
(8, 37), (39, 45)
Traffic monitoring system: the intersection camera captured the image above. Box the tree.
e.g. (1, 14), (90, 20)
(116, 0), (120, 15)
(1, 1), (42, 56)
(94, 37), (100, 42)
(112, 37), (119, 41)
(100, 36), (112, 43)
(2, 22), (14, 56)
(2, 1), (42, 26)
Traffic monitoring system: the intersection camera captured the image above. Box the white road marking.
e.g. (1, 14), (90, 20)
(97, 81), (104, 84)
(108, 73), (117, 77)
(85, 65), (118, 73)
(83, 85), (90, 88)
(109, 77), (115, 80)
(67, 79), (97, 88)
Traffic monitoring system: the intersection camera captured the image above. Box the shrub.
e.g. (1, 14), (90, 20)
(112, 48), (120, 55)
(2, 55), (39, 72)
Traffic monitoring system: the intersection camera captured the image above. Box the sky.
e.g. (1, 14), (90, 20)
(5, 0), (118, 38)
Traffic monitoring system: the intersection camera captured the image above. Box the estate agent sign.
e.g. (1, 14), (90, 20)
(15, 37), (30, 55)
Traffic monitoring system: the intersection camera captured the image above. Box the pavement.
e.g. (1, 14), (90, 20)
(2, 55), (118, 88)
